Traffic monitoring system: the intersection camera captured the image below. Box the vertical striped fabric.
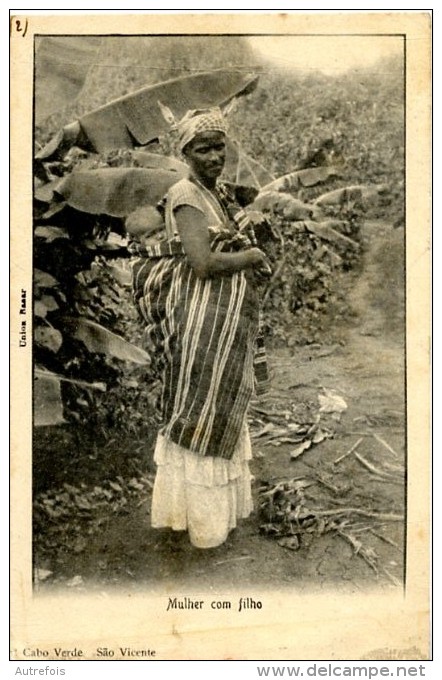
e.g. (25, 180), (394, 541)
(131, 180), (269, 461)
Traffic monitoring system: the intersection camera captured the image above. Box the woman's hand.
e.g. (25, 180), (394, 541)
(247, 248), (272, 276)
(247, 247), (268, 266)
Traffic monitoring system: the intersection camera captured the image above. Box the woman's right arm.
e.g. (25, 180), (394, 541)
(174, 205), (269, 279)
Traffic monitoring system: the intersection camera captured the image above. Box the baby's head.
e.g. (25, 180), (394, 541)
(125, 206), (164, 245)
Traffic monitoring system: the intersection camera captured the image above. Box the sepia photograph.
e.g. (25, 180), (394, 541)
(10, 11), (431, 662)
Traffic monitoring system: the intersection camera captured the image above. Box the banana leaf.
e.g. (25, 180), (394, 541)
(37, 171), (260, 223)
(35, 37), (101, 125)
(314, 184), (388, 207)
(34, 149), (188, 214)
(64, 317), (150, 364)
(261, 166), (341, 193)
(55, 167), (183, 217)
(37, 70), (258, 159)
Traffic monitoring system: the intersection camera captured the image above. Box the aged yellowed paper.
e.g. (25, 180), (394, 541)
(10, 12), (431, 661)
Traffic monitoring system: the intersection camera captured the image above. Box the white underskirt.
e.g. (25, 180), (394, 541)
(151, 424), (253, 548)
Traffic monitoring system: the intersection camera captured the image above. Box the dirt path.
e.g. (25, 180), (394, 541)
(35, 221), (405, 595)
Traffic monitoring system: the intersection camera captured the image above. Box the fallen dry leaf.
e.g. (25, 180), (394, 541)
(290, 440), (312, 459)
(318, 389), (348, 414)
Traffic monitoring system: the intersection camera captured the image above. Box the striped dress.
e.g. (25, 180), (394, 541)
(131, 178), (269, 548)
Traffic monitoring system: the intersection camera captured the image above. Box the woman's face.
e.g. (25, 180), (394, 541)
(182, 130), (226, 182)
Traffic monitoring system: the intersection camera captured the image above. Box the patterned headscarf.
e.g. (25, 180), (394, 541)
(176, 107), (228, 152)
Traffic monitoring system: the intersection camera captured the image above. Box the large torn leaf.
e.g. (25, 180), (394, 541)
(314, 184), (388, 207)
(37, 70), (258, 159)
(81, 70), (258, 150)
(35, 37), (101, 124)
(261, 166), (341, 193)
(65, 317), (149, 364)
(38, 148), (264, 212)
(34, 373), (65, 427)
(55, 167), (183, 217)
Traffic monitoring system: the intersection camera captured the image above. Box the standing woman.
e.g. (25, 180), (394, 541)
(131, 107), (270, 549)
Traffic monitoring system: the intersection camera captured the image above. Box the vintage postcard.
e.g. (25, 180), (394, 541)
(10, 12), (431, 662)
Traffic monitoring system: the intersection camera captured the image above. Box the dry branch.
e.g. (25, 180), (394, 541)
(309, 508), (404, 522)
(381, 567), (402, 587)
(333, 437), (364, 464)
(336, 528), (378, 573)
(353, 452), (395, 479)
(369, 528), (402, 550)
(373, 433), (400, 458)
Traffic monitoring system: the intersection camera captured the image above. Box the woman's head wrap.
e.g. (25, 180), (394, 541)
(175, 107), (227, 152)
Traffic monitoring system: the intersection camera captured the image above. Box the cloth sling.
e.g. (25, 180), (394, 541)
(131, 179), (269, 461)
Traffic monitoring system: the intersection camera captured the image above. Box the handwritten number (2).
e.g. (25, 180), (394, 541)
(14, 18), (28, 37)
